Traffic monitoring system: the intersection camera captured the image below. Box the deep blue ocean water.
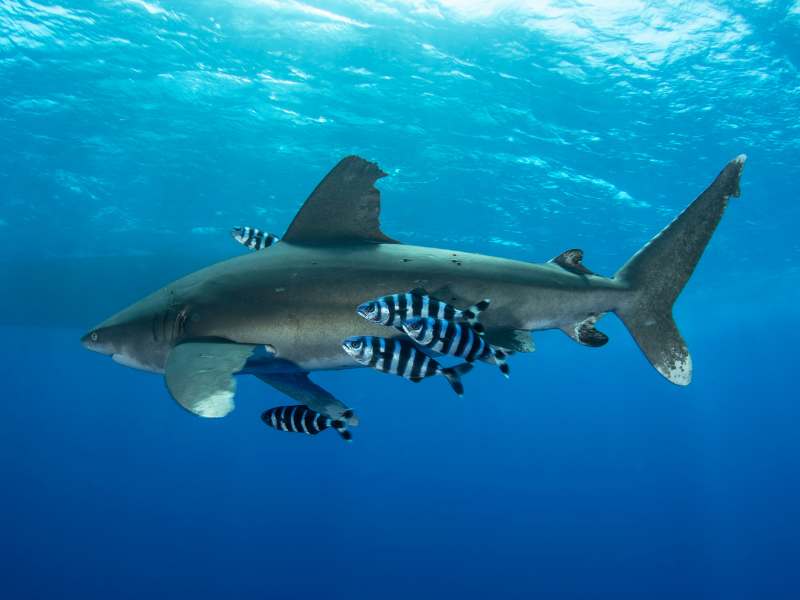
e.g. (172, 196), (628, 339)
(2, 1), (799, 598)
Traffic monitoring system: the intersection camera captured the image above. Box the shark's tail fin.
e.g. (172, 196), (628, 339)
(614, 155), (746, 386)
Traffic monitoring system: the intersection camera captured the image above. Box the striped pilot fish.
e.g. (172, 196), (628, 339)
(401, 317), (510, 378)
(261, 405), (353, 442)
(341, 335), (473, 396)
(231, 226), (280, 251)
(356, 288), (490, 334)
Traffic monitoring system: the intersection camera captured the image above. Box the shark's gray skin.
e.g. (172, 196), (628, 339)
(81, 155), (747, 424)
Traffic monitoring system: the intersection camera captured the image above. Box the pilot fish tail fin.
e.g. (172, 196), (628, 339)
(613, 155), (746, 386)
(440, 363), (474, 397)
(330, 419), (353, 442)
(492, 348), (510, 378)
(461, 299), (490, 334)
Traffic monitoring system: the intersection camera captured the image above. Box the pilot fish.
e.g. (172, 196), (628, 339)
(231, 226), (280, 251)
(401, 317), (510, 377)
(356, 288), (490, 333)
(341, 335), (474, 396)
(261, 405), (353, 442)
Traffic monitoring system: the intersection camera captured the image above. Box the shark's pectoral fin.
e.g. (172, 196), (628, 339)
(550, 248), (594, 275)
(256, 372), (358, 426)
(560, 315), (609, 348)
(483, 328), (535, 353)
(281, 156), (399, 246)
(164, 341), (275, 418)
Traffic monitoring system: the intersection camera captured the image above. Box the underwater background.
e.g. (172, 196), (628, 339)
(2, 1), (799, 598)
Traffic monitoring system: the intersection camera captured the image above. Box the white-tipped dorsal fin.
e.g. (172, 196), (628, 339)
(550, 248), (594, 275)
(282, 156), (399, 245)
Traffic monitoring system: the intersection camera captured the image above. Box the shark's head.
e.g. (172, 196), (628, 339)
(80, 327), (116, 356)
(401, 317), (436, 345)
(81, 288), (178, 373)
(356, 300), (384, 324)
(341, 336), (373, 365)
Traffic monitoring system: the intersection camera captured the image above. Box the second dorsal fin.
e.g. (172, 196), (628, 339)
(550, 248), (594, 275)
(281, 156), (399, 245)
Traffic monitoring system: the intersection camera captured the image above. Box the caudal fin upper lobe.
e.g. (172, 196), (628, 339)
(614, 155), (746, 385)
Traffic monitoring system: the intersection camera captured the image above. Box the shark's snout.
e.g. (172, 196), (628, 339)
(80, 329), (114, 355)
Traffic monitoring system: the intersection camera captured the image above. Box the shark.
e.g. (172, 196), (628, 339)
(81, 154), (747, 427)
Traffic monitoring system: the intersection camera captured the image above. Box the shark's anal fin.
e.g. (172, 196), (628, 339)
(560, 315), (609, 348)
(256, 372), (359, 426)
(550, 248), (594, 275)
(281, 156), (399, 246)
(165, 341), (274, 418)
(483, 328), (535, 353)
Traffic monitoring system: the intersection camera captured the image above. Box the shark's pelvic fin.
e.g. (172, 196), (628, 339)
(281, 155), (399, 246)
(164, 341), (273, 418)
(482, 328), (535, 353)
(550, 248), (594, 275)
(256, 372), (359, 426)
(560, 315), (609, 347)
(614, 155), (746, 386)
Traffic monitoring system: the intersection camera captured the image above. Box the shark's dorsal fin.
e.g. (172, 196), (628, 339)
(550, 248), (594, 275)
(282, 156), (399, 245)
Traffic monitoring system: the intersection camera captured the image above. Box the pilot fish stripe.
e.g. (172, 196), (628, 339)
(342, 335), (474, 396)
(367, 336), (437, 380)
(260, 405), (351, 441)
(357, 289), (490, 331)
(381, 291), (458, 326)
(403, 318), (510, 378)
(231, 226), (280, 251)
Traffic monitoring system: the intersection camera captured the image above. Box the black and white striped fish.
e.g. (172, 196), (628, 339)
(341, 335), (473, 396)
(356, 288), (490, 333)
(401, 317), (510, 378)
(261, 405), (353, 442)
(231, 226), (280, 251)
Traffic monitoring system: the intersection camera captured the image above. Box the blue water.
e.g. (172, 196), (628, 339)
(2, 1), (799, 598)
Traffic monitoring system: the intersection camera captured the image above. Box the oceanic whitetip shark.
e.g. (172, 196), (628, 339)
(81, 155), (747, 430)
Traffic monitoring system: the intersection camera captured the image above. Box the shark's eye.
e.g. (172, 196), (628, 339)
(90, 331), (99, 342)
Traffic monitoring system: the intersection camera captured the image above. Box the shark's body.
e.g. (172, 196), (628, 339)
(82, 155), (747, 427)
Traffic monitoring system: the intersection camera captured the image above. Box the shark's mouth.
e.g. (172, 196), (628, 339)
(112, 353), (160, 373)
